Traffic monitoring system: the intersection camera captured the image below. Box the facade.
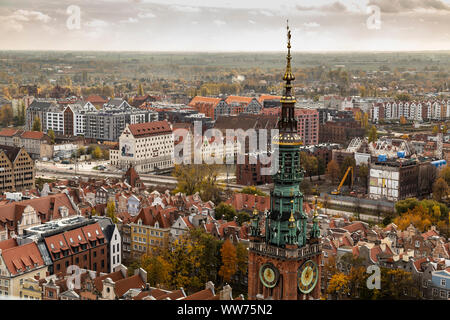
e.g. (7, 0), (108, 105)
(369, 159), (435, 202)
(0, 145), (35, 193)
(295, 108), (319, 146)
(24, 217), (109, 275)
(0, 128), (52, 159)
(370, 100), (450, 122)
(248, 28), (322, 300)
(110, 121), (174, 174)
(225, 96), (262, 115)
(93, 216), (122, 273)
(236, 153), (273, 186)
(0, 240), (48, 298)
(319, 120), (366, 145)
(188, 96), (229, 120)
(25, 100), (56, 131)
(129, 207), (172, 259)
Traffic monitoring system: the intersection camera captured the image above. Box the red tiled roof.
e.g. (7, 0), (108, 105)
(188, 96), (222, 109)
(258, 95), (281, 104)
(21, 131), (45, 140)
(114, 274), (145, 298)
(225, 96), (254, 106)
(127, 121), (172, 138)
(0, 238), (18, 250)
(182, 288), (215, 300)
(1, 242), (45, 275)
(421, 229), (439, 240)
(0, 128), (19, 137)
(94, 270), (125, 293)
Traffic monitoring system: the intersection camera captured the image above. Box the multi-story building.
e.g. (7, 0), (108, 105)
(93, 216), (122, 273)
(129, 207), (173, 259)
(0, 145), (35, 194)
(110, 121), (174, 174)
(368, 159), (435, 202)
(225, 96), (262, 115)
(188, 96), (229, 120)
(23, 216), (109, 275)
(0, 128), (52, 160)
(0, 239), (48, 298)
(319, 120), (366, 145)
(370, 100), (450, 122)
(295, 108), (319, 145)
(25, 100), (56, 131)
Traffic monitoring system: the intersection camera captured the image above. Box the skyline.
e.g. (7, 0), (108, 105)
(0, 0), (449, 52)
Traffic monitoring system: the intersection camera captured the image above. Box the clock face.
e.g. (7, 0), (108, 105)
(297, 260), (319, 294)
(259, 263), (279, 288)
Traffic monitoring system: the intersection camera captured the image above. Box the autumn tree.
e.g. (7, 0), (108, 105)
(218, 239), (238, 283)
(137, 83), (144, 96)
(106, 200), (118, 223)
(368, 125), (377, 143)
(433, 177), (449, 202)
(326, 160), (340, 184)
(240, 186), (267, 196)
(92, 146), (103, 159)
(141, 252), (172, 287)
(32, 117), (42, 132)
(327, 273), (350, 300)
(47, 129), (55, 144)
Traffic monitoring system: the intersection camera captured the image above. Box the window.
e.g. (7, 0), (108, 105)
(440, 290), (446, 299)
(441, 279), (446, 287)
(433, 288), (438, 296)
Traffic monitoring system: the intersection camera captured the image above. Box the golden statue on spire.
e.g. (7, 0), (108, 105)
(283, 20), (295, 83)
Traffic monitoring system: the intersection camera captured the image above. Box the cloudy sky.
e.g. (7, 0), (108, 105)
(0, 0), (449, 51)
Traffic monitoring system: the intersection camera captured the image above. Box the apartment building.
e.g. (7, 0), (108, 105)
(110, 121), (174, 173)
(295, 108), (319, 145)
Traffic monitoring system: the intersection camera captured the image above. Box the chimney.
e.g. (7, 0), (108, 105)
(219, 284), (232, 300)
(205, 281), (215, 295)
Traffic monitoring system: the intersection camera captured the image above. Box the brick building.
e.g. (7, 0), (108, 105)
(319, 120), (366, 145)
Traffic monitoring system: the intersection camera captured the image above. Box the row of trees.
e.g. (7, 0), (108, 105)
(128, 229), (248, 294)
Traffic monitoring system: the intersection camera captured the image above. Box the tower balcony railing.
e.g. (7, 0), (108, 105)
(249, 241), (322, 260)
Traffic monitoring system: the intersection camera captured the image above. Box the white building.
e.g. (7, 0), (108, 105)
(93, 216), (122, 273)
(110, 120), (174, 173)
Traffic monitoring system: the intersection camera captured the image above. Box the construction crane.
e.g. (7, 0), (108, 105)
(331, 166), (354, 195)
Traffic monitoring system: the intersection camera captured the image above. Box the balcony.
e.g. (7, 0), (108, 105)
(249, 241), (322, 261)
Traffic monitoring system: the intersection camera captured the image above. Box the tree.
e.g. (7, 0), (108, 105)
(368, 125), (377, 143)
(399, 116), (407, 125)
(236, 242), (248, 276)
(47, 129), (55, 144)
(327, 273), (350, 299)
(106, 200), (118, 223)
(0, 105), (13, 127)
(433, 177), (449, 202)
(141, 253), (172, 287)
(439, 165), (450, 185)
(32, 116), (42, 132)
(92, 146), (102, 159)
(326, 160), (340, 184)
(137, 83), (144, 96)
(240, 186), (267, 196)
(215, 202), (236, 221)
(236, 211), (250, 226)
(218, 239), (238, 283)
(340, 157), (356, 182)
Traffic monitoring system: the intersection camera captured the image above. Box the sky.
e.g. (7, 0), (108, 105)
(0, 0), (449, 51)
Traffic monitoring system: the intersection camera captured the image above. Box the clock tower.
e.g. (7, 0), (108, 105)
(247, 22), (322, 300)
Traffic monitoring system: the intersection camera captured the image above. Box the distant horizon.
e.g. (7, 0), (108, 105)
(0, 0), (449, 52)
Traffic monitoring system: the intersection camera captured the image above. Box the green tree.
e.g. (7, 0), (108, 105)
(215, 202), (236, 221)
(236, 211), (250, 226)
(137, 83), (144, 96)
(358, 164), (369, 192)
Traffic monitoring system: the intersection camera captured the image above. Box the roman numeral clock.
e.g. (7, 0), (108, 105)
(248, 23), (323, 301)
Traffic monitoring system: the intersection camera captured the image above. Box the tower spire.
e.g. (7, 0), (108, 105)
(278, 20), (297, 134)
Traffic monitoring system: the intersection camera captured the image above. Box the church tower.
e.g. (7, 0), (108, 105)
(248, 23), (322, 300)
